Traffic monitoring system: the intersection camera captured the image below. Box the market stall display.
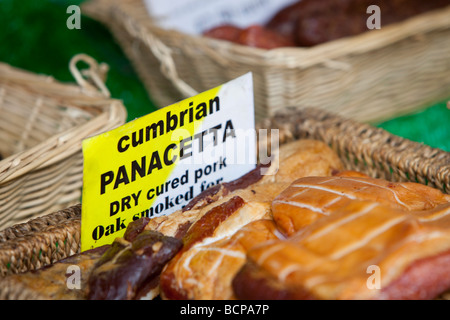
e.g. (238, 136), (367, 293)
(0, 0), (449, 302)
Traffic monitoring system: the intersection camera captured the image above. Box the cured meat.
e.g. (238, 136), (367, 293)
(204, 0), (450, 48)
(161, 219), (282, 300)
(272, 172), (450, 236)
(159, 196), (273, 299)
(267, 0), (450, 46)
(84, 139), (340, 300)
(234, 201), (450, 300)
(231, 171), (450, 300)
(87, 219), (182, 300)
(203, 24), (296, 49)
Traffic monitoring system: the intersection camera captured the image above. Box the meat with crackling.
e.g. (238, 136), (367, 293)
(271, 172), (450, 236)
(157, 140), (343, 299)
(232, 173), (450, 300)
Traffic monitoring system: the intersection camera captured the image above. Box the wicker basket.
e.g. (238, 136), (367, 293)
(0, 204), (81, 277)
(0, 54), (127, 231)
(82, 0), (450, 123)
(0, 106), (448, 284)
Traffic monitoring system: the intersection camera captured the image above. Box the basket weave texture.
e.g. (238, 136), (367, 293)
(0, 204), (81, 277)
(0, 107), (448, 285)
(0, 54), (127, 231)
(83, 0), (450, 123)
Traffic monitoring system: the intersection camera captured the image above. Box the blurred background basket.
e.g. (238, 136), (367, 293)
(82, 0), (450, 123)
(0, 54), (127, 231)
(0, 106), (448, 279)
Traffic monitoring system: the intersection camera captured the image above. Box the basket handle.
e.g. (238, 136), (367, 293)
(69, 54), (111, 97)
(120, 14), (199, 99)
(143, 32), (199, 98)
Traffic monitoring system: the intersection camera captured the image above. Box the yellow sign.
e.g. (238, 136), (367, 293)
(81, 73), (256, 251)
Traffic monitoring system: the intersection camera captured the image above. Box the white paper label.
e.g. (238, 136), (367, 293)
(143, 0), (298, 34)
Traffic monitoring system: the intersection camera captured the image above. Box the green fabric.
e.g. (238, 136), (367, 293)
(376, 101), (450, 152)
(1, 0), (157, 121)
(1, 0), (449, 151)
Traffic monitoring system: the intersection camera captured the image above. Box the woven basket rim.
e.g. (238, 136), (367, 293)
(0, 62), (111, 100)
(0, 203), (82, 243)
(0, 60), (128, 184)
(258, 107), (450, 193)
(0, 204), (82, 277)
(86, 0), (450, 69)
